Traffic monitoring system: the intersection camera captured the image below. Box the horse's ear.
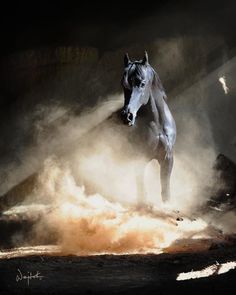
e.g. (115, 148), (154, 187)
(124, 53), (130, 67)
(142, 51), (149, 65)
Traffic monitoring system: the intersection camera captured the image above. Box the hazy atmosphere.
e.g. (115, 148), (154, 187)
(0, 1), (236, 294)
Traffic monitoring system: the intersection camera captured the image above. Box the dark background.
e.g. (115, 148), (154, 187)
(0, 0), (235, 55)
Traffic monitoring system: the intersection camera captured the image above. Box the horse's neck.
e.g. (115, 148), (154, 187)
(149, 82), (166, 129)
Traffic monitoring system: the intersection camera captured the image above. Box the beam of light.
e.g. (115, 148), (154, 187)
(176, 261), (236, 281)
(218, 76), (229, 94)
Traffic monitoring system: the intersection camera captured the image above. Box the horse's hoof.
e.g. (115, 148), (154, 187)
(176, 217), (183, 221)
(162, 197), (170, 204)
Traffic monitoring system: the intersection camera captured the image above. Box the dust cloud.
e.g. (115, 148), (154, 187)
(27, 157), (211, 255)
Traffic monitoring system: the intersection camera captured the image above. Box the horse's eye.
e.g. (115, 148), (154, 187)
(140, 82), (145, 87)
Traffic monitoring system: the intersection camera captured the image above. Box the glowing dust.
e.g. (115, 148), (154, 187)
(219, 76), (229, 94)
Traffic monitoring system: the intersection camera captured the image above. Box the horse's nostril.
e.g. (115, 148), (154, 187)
(121, 109), (126, 116)
(127, 112), (133, 122)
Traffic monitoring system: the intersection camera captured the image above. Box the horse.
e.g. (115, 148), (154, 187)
(120, 51), (176, 202)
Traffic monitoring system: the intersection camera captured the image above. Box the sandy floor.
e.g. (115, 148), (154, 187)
(0, 243), (236, 294)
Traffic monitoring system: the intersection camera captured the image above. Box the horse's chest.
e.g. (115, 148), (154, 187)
(110, 111), (159, 157)
(125, 119), (159, 155)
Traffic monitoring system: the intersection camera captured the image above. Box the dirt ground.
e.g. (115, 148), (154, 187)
(0, 244), (236, 295)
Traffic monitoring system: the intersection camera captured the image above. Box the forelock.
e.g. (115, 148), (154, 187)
(128, 62), (145, 80)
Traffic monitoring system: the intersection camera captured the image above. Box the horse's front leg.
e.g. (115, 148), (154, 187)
(158, 151), (174, 203)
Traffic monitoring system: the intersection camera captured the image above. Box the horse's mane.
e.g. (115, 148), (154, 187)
(151, 68), (164, 91)
(151, 68), (167, 101)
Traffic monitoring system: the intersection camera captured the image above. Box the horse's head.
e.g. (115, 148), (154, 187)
(121, 51), (152, 126)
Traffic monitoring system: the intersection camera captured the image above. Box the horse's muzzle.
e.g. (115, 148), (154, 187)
(121, 108), (135, 126)
(127, 112), (133, 124)
(125, 112), (136, 126)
